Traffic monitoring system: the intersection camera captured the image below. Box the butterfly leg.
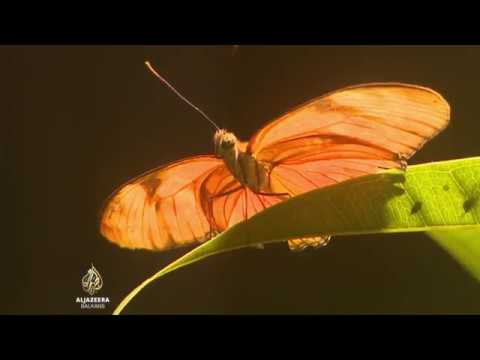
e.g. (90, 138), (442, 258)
(252, 190), (291, 199)
(394, 153), (408, 170)
(243, 187), (252, 245)
(205, 196), (216, 240)
(211, 186), (244, 199)
(205, 186), (244, 240)
(242, 188), (264, 250)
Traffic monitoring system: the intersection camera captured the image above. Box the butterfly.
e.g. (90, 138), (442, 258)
(100, 62), (450, 252)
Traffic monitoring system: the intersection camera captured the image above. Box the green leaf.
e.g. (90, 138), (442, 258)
(113, 157), (480, 315)
(428, 229), (480, 281)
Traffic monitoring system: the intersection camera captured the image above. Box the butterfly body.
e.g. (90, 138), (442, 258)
(214, 129), (272, 194)
(100, 83), (450, 252)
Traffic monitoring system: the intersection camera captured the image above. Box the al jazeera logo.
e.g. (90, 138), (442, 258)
(76, 264), (110, 309)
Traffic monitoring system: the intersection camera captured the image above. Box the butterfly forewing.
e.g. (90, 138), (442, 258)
(248, 83), (449, 194)
(248, 83), (450, 249)
(249, 83), (450, 161)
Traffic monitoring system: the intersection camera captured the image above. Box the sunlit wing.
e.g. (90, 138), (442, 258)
(100, 155), (225, 251)
(249, 83), (450, 162)
(248, 83), (450, 250)
(247, 83), (450, 194)
(100, 155), (290, 251)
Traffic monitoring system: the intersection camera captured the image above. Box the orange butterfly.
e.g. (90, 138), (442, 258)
(100, 62), (450, 252)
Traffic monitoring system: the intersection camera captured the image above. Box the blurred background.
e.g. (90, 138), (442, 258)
(5, 45), (480, 314)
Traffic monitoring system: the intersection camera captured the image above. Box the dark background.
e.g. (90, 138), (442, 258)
(5, 46), (480, 314)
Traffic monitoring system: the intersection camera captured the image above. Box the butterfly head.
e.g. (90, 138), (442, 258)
(214, 129), (238, 157)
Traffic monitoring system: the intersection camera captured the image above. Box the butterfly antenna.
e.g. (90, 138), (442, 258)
(145, 60), (220, 131)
